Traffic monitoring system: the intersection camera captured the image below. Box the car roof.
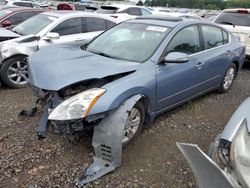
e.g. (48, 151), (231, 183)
(128, 15), (220, 29)
(223, 8), (250, 13)
(100, 4), (146, 11)
(1, 6), (42, 12)
(11, 0), (36, 4)
(101, 4), (143, 8)
(41, 11), (121, 22)
(129, 15), (185, 28)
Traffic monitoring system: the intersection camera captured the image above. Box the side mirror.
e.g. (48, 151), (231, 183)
(1, 20), (11, 27)
(46, 32), (60, 40)
(160, 52), (189, 64)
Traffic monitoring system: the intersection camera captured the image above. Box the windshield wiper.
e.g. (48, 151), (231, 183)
(88, 49), (131, 61)
(95, 52), (112, 58)
(88, 49), (112, 58)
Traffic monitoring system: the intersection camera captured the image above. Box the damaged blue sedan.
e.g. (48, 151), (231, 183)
(25, 16), (245, 186)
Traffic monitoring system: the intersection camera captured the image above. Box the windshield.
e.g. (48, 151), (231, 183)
(215, 12), (250, 27)
(86, 22), (169, 62)
(12, 14), (57, 35)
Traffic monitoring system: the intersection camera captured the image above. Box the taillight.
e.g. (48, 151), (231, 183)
(237, 9), (248, 14)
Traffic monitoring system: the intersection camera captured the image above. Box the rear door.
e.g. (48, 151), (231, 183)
(198, 24), (231, 87)
(82, 17), (114, 43)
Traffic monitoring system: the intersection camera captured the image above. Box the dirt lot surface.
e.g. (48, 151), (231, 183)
(1, 66), (250, 188)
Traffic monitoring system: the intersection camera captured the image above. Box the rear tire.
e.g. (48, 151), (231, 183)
(218, 63), (236, 94)
(0, 55), (28, 89)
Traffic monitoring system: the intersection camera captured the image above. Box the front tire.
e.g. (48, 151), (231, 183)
(122, 101), (145, 146)
(218, 63), (236, 94)
(0, 55), (29, 89)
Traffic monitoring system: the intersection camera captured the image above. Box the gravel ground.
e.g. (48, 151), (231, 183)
(1, 66), (250, 188)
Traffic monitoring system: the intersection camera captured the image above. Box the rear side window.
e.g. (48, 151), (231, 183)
(127, 8), (141, 15)
(165, 25), (201, 55)
(51, 17), (82, 36)
(13, 2), (32, 7)
(106, 20), (115, 29)
(141, 8), (151, 15)
(32, 3), (40, 8)
(201, 25), (224, 49)
(215, 12), (250, 27)
(84, 17), (107, 32)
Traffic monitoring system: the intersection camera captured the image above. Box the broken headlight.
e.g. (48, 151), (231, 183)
(48, 88), (106, 121)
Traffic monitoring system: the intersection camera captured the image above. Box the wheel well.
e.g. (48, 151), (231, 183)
(138, 96), (150, 126)
(2, 54), (28, 64)
(232, 61), (239, 73)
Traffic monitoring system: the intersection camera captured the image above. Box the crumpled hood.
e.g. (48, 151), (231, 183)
(29, 45), (140, 91)
(0, 28), (20, 38)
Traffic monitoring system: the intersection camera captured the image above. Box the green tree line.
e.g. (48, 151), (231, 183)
(137, 0), (250, 10)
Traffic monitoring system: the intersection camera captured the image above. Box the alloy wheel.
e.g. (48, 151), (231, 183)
(223, 67), (235, 90)
(7, 59), (28, 86)
(122, 107), (141, 144)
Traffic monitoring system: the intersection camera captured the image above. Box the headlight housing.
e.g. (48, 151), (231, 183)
(48, 88), (106, 121)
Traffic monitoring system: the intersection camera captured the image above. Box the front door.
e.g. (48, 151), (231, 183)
(156, 25), (209, 112)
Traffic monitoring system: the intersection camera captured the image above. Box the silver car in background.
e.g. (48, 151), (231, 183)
(178, 97), (250, 188)
(0, 11), (122, 88)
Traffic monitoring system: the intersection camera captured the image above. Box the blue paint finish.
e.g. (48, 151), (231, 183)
(29, 18), (245, 121)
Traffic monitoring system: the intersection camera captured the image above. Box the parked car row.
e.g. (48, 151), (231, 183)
(0, 7), (43, 29)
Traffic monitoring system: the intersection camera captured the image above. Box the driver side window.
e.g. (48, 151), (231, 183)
(164, 25), (201, 55)
(51, 18), (82, 36)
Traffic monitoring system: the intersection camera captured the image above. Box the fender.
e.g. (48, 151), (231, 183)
(1, 35), (39, 62)
(88, 63), (157, 117)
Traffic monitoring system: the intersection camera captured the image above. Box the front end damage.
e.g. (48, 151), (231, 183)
(178, 97), (250, 188)
(31, 88), (97, 141)
(21, 78), (142, 186)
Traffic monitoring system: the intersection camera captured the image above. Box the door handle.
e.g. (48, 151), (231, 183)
(196, 62), (204, 69)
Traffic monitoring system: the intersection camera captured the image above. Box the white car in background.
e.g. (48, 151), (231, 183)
(214, 9), (250, 62)
(5, 0), (41, 8)
(95, 5), (153, 19)
(158, 12), (202, 20)
(0, 11), (121, 88)
(95, 5), (201, 20)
